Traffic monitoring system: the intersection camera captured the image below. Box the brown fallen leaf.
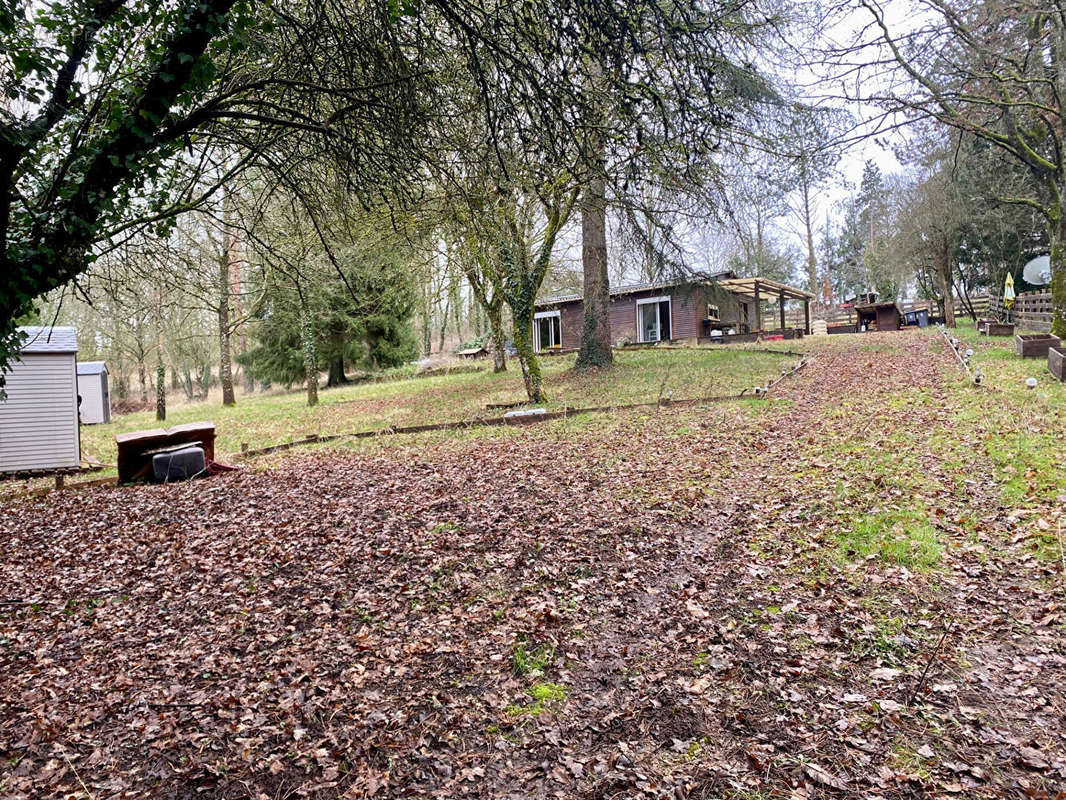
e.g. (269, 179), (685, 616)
(803, 762), (848, 791)
(1017, 746), (1049, 770)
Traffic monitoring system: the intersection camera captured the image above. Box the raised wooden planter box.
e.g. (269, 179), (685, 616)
(1016, 333), (1061, 358)
(976, 318), (992, 333)
(1049, 346), (1066, 382)
(985, 322), (1015, 337)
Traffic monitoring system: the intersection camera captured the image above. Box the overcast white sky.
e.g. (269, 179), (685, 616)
(547, 1), (917, 287)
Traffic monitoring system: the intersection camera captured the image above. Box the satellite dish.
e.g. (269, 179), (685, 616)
(1022, 255), (1051, 286)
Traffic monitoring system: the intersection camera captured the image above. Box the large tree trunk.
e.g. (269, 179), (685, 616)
(327, 356), (345, 386)
(1050, 203), (1066, 338)
(326, 341), (348, 387)
(513, 308), (545, 403)
(487, 299), (506, 373)
(472, 296), (482, 337)
(575, 154), (612, 369)
(952, 272), (977, 321)
(466, 265), (507, 373)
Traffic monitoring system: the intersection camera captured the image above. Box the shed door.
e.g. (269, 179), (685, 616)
(101, 374), (111, 422)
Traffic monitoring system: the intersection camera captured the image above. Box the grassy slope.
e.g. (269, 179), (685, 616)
(935, 326), (1066, 559)
(77, 346), (794, 464)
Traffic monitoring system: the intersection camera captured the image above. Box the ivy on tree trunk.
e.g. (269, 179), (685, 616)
(1051, 205), (1066, 338)
(218, 247), (236, 406)
(156, 362), (166, 421)
(492, 181), (577, 403)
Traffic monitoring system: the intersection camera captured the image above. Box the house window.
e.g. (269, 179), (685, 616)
(706, 303), (721, 321)
(636, 296), (672, 342)
(533, 310), (561, 352)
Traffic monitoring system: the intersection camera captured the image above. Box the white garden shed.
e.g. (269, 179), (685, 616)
(76, 361), (111, 424)
(0, 326), (81, 473)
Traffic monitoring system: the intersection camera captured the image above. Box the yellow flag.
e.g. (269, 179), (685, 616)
(1003, 272), (1015, 310)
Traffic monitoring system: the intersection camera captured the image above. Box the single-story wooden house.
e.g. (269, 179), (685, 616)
(0, 326), (81, 472)
(77, 360), (112, 424)
(532, 274), (813, 352)
(855, 301), (902, 332)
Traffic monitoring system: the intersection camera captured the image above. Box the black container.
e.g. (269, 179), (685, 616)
(152, 445), (206, 482)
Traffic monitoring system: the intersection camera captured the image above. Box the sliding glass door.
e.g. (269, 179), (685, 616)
(533, 311), (561, 352)
(636, 297), (671, 342)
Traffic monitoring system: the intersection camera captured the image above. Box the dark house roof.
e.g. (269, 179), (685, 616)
(536, 272), (735, 307)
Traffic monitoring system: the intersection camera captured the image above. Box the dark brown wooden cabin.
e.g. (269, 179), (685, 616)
(532, 276), (813, 353)
(855, 301), (901, 332)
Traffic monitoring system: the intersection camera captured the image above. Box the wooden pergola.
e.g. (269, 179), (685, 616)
(717, 277), (815, 335)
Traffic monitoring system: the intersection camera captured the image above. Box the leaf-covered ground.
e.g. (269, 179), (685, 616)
(2, 331), (1064, 799)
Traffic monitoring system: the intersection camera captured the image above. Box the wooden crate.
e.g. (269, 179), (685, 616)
(1049, 346), (1066, 382)
(1016, 334), (1061, 358)
(985, 322), (1015, 337)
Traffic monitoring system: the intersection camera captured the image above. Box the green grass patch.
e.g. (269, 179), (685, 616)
(869, 616), (910, 660)
(984, 432), (1065, 505)
(889, 743), (933, 780)
(506, 682), (569, 716)
(837, 506), (943, 570)
(511, 639), (555, 677)
(942, 327), (1066, 506)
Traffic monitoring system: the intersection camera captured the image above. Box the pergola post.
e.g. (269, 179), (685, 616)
(804, 298), (812, 335)
(778, 293), (786, 331)
(754, 282), (762, 332)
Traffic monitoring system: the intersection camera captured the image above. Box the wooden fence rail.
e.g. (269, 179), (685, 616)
(989, 291), (1053, 333)
(791, 293), (996, 329)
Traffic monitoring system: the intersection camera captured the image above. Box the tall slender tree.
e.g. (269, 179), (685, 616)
(469, 178), (578, 402)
